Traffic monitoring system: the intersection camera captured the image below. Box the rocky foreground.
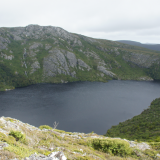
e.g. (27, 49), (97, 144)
(0, 117), (159, 160)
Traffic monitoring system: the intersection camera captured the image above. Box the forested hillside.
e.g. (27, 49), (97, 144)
(105, 98), (160, 142)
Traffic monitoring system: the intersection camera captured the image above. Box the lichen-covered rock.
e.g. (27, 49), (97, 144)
(45, 44), (52, 50)
(77, 59), (91, 71)
(0, 42), (8, 50)
(30, 61), (40, 74)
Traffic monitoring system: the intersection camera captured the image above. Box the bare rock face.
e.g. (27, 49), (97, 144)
(77, 59), (91, 71)
(43, 49), (70, 77)
(28, 50), (37, 57)
(12, 34), (22, 41)
(70, 71), (76, 78)
(43, 49), (91, 78)
(29, 43), (43, 50)
(30, 61), (40, 74)
(97, 66), (116, 78)
(123, 52), (159, 68)
(127, 141), (150, 151)
(6, 24), (83, 47)
(0, 36), (10, 51)
(0, 42), (8, 50)
(65, 51), (77, 68)
(0, 52), (14, 60)
(84, 51), (100, 60)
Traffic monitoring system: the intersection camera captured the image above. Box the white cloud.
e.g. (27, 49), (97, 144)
(0, 0), (160, 43)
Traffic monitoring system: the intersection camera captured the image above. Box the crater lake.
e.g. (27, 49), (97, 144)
(0, 80), (160, 135)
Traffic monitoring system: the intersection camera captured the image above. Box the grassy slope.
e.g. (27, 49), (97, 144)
(105, 98), (160, 142)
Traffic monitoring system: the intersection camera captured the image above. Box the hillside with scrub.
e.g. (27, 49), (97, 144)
(0, 25), (160, 91)
(0, 115), (160, 160)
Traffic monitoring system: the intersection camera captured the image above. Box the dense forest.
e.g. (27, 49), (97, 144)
(105, 98), (160, 142)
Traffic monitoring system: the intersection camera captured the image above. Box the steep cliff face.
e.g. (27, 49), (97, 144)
(0, 25), (160, 90)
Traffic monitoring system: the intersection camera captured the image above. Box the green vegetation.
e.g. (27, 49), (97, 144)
(90, 138), (132, 156)
(105, 98), (160, 142)
(0, 118), (135, 159)
(9, 131), (26, 142)
(39, 125), (53, 130)
(148, 63), (160, 80)
(2, 115), (160, 159)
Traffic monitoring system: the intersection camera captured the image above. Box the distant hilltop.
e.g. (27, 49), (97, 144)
(117, 40), (160, 51)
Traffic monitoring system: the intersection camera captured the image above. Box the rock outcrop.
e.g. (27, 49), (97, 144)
(43, 49), (91, 78)
(122, 52), (159, 68)
(0, 53), (14, 60)
(97, 66), (116, 77)
(0, 116), (157, 160)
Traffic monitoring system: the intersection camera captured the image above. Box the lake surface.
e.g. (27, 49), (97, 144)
(0, 80), (160, 135)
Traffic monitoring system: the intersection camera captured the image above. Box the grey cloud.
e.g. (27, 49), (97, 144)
(0, 0), (160, 43)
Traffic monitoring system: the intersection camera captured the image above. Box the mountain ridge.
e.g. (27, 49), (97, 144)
(0, 25), (160, 91)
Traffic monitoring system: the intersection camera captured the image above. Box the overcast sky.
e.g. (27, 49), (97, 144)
(0, 0), (160, 43)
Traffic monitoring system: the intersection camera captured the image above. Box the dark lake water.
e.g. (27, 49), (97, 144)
(0, 80), (160, 135)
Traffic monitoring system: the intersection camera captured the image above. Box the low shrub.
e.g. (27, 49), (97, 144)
(0, 150), (16, 159)
(91, 138), (132, 156)
(76, 156), (93, 160)
(149, 142), (160, 150)
(4, 144), (36, 158)
(144, 149), (158, 158)
(0, 132), (17, 145)
(155, 136), (160, 142)
(39, 125), (52, 130)
(9, 131), (25, 142)
(77, 140), (88, 146)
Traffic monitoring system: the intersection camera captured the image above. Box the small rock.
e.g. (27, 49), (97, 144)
(49, 151), (67, 160)
(49, 147), (54, 151)
(157, 153), (160, 157)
